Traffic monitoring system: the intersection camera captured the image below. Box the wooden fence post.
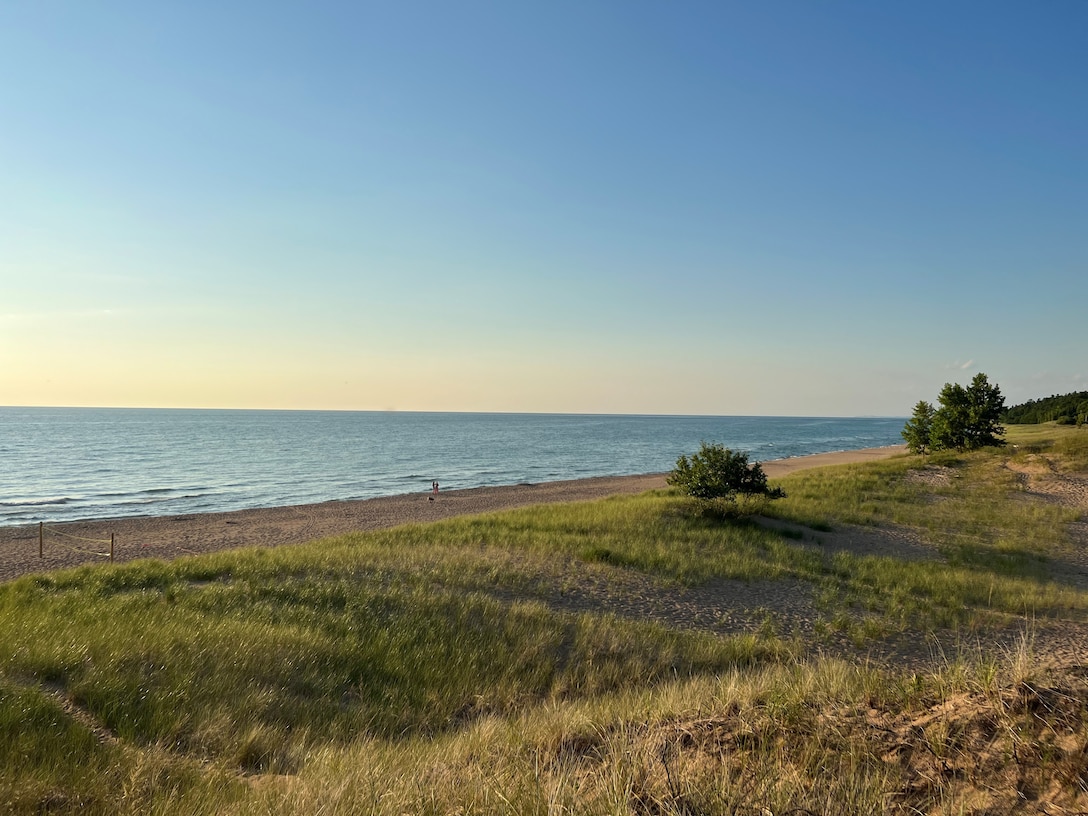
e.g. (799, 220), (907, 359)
(110, 533), (115, 563)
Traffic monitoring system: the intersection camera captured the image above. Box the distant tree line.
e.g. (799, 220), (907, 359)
(902, 372), (1006, 455)
(1003, 391), (1088, 427)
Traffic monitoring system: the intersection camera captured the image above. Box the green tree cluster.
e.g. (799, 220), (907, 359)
(668, 442), (785, 505)
(902, 372), (1006, 454)
(1004, 390), (1088, 426)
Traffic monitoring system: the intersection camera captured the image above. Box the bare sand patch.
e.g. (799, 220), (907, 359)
(903, 464), (956, 489)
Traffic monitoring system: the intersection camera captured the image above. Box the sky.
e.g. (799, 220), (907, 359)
(1, 1), (1085, 416)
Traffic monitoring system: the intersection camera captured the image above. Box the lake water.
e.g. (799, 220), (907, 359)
(0, 408), (904, 525)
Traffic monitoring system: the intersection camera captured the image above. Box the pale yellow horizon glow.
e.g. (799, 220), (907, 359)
(1, 325), (912, 416)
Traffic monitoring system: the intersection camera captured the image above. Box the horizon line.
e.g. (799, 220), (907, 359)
(0, 404), (907, 420)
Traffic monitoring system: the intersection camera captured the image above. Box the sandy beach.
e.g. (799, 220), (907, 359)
(0, 445), (906, 584)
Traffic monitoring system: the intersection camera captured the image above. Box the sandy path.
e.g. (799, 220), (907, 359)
(0, 446), (905, 584)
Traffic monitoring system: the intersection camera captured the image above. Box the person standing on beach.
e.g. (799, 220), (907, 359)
(432, 480), (439, 497)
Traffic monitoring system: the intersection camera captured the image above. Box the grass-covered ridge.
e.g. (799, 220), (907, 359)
(3, 423), (1088, 814)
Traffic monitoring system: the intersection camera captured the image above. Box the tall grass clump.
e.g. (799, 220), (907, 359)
(192, 645), (1088, 816)
(1051, 427), (1088, 471)
(761, 457), (925, 530)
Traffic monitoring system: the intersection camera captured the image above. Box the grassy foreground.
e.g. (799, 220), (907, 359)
(2, 425), (1088, 814)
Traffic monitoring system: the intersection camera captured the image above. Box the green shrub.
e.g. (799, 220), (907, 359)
(668, 443), (785, 505)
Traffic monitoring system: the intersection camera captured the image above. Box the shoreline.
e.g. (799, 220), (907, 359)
(0, 444), (906, 583)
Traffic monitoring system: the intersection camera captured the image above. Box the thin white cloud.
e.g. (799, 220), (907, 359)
(0, 308), (120, 324)
(944, 359), (975, 371)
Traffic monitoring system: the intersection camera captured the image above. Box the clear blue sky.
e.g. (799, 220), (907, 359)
(2, 2), (1084, 415)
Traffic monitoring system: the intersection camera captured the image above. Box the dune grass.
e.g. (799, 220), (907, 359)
(2, 423), (1087, 813)
(760, 426), (1088, 633)
(1, 554), (776, 751)
(0, 534), (784, 813)
(1006, 422), (1088, 471)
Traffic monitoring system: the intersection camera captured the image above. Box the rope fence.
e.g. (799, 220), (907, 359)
(39, 522), (115, 562)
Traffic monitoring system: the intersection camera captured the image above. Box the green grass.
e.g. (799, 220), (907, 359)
(756, 433), (1088, 632)
(417, 493), (826, 583)
(1007, 421), (1088, 470)
(0, 539), (784, 813)
(2, 423), (1088, 813)
(0, 677), (119, 812)
(1, 558), (777, 754)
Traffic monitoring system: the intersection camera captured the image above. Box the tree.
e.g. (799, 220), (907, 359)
(1003, 390), (1088, 425)
(901, 400), (935, 455)
(930, 382), (971, 451)
(917, 372), (1006, 452)
(668, 442), (785, 505)
(962, 372), (1006, 449)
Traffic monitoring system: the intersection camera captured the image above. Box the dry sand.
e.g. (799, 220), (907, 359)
(0, 445), (905, 584)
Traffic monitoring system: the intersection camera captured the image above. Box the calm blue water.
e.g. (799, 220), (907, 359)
(0, 409), (905, 526)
